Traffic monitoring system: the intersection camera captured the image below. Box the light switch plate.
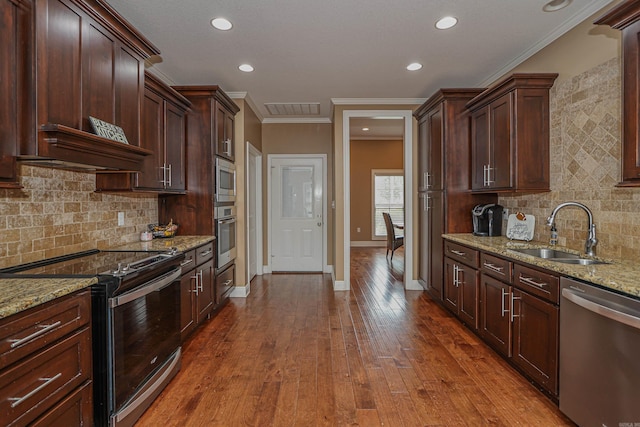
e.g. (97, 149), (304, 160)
(117, 212), (125, 226)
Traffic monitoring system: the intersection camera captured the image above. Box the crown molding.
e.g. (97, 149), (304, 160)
(331, 98), (426, 105)
(479, 0), (614, 87)
(262, 117), (332, 124)
(227, 92), (265, 122)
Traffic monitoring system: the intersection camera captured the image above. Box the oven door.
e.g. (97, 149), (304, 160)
(216, 157), (236, 202)
(109, 268), (181, 415)
(216, 216), (237, 268)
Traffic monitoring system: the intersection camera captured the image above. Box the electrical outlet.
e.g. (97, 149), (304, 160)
(502, 208), (509, 220)
(357, 227), (361, 233)
(117, 212), (125, 226)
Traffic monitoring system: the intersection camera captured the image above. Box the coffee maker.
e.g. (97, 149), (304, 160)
(472, 204), (504, 236)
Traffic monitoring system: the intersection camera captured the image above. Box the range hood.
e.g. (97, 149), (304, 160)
(18, 124), (153, 172)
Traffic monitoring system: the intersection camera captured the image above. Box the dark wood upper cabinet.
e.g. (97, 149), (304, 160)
(216, 102), (236, 162)
(466, 73), (557, 194)
(17, 0), (158, 171)
(96, 72), (191, 193)
(0, 0), (33, 188)
(595, 1), (640, 186)
(160, 86), (239, 235)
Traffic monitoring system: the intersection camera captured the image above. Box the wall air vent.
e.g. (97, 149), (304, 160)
(265, 102), (320, 116)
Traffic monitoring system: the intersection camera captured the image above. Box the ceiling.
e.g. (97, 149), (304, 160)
(106, 0), (613, 128)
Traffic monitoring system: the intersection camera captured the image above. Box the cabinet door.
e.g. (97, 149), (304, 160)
(428, 191), (444, 299)
(480, 273), (512, 357)
(417, 193), (429, 290)
(196, 259), (215, 323)
(179, 271), (197, 340)
(165, 102), (186, 191)
(137, 87), (165, 190)
(216, 103), (234, 161)
(443, 258), (460, 313)
(427, 106), (443, 191)
(470, 107), (491, 190)
(512, 289), (559, 396)
(488, 93), (512, 189)
(417, 117), (428, 192)
(457, 263), (479, 329)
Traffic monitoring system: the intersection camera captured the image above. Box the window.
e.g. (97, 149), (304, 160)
(372, 170), (404, 239)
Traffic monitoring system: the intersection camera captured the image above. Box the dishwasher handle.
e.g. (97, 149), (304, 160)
(562, 287), (640, 331)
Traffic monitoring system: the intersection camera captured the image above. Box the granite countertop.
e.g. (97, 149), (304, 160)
(443, 233), (640, 299)
(0, 235), (215, 320)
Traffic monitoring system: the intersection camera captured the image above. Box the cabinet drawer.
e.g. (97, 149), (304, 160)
(0, 326), (92, 426)
(31, 380), (92, 427)
(180, 249), (197, 273)
(443, 241), (478, 268)
(513, 264), (559, 304)
(195, 242), (214, 265)
(216, 263), (235, 304)
(481, 253), (512, 283)
(0, 291), (90, 369)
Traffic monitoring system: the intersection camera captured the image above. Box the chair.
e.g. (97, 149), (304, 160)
(382, 212), (404, 260)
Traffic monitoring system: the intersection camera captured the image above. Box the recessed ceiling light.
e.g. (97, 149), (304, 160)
(211, 17), (232, 30)
(542, 0), (572, 12)
(362, 127), (370, 131)
(435, 16), (458, 30)
(239, 64), (254, 72)
(407, 62), (423, 71)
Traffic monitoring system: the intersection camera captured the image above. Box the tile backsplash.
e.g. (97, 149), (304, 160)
(0, 165), (157, 268)
(500, 57), (640, 259)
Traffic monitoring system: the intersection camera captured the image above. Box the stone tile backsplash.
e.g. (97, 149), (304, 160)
(0, 165), (158, 268)
(500, 57), (640, 259)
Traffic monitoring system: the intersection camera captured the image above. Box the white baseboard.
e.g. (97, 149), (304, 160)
(350, 241), (385, 247)
(405, 279), (423, 291)
(324, 264), (333, 274)
(263, 265), (272, 274)
(230, 283), (251, 297)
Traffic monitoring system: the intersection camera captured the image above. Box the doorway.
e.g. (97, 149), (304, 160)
(268, 154), (327, 272)
(342, 110), (419, 291)
(246, 142), (262, 283)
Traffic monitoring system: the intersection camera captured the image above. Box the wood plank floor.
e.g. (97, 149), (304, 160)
(135, 247), (574, 426)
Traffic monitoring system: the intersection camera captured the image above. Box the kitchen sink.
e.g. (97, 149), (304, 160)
(510, 248), (609, 265)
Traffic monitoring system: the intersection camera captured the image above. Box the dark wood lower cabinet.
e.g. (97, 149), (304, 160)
(480, 273), (512, 357)
(443, 258), (479, 330)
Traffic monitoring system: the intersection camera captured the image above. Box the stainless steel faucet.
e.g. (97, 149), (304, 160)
(546, 202), (597, 256)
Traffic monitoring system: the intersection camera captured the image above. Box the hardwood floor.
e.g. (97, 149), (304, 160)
(135, 247), (574, 426)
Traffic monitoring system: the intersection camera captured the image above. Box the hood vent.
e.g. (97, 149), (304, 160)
(265, 102), (320, 116)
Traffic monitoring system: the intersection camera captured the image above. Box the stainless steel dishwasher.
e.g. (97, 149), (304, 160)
(560, 277), (640, 427)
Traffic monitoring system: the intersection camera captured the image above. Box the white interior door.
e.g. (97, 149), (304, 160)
(247, 145), (259, 281)
(270, 156), (324, 272)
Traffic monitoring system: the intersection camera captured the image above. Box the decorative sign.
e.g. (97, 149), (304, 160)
(89, 116), (129, 144)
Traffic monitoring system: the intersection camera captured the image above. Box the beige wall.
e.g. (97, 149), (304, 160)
(497, 3), (639, 258)
(233, 98), (263, 289)
(261, 122), (333, 266)
(0, 165), (158, 268)
(350, 139), (403, 243)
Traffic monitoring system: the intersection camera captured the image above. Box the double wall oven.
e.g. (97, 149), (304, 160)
(0, 249), (184, 427)
(215, 205), (237, 269)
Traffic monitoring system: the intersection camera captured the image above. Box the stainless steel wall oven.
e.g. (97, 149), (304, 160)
(215, 157), (236, 203)
(215, 205), (237, 269)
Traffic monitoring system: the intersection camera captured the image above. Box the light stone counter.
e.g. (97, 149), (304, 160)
(443, 233), (640, 299)
(0, 235), (215, 319)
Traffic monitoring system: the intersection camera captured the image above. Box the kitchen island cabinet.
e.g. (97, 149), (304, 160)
(596, 1), (640, 187)
(467, 73), (557, 194)
(0, 290), (93, 425)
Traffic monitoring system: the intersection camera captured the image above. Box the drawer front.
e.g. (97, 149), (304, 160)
(0, 326), (92, 426)
(444, 241), (479, 268)
(0, 291), (90, 368)
(481, 253), (512, 283)
(180, 249), (197, 273)
(195, 242), (214, 265)
(216, 263), (235, 304)
(513, 264), (559, 304)
(30, 380), (92, 427)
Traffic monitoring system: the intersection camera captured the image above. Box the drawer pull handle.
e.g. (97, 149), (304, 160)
(484, 262), (504, 272)
(8, 373), (62, 408)
(199, 250), (213, 257)
(450, 249), (466, 257)
(9, 321), (62, 349)
(223, 279), (233, 286)
(519, 275), (548, 288)
(180, 258), (194, 267)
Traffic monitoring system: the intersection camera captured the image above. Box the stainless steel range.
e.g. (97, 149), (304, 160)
(0, 249), (185, 427)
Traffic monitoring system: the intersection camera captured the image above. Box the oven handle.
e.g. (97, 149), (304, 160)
(110, 268), (181, 308)
(217, 217), (236, 225)
(562, 288), (640, 331)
